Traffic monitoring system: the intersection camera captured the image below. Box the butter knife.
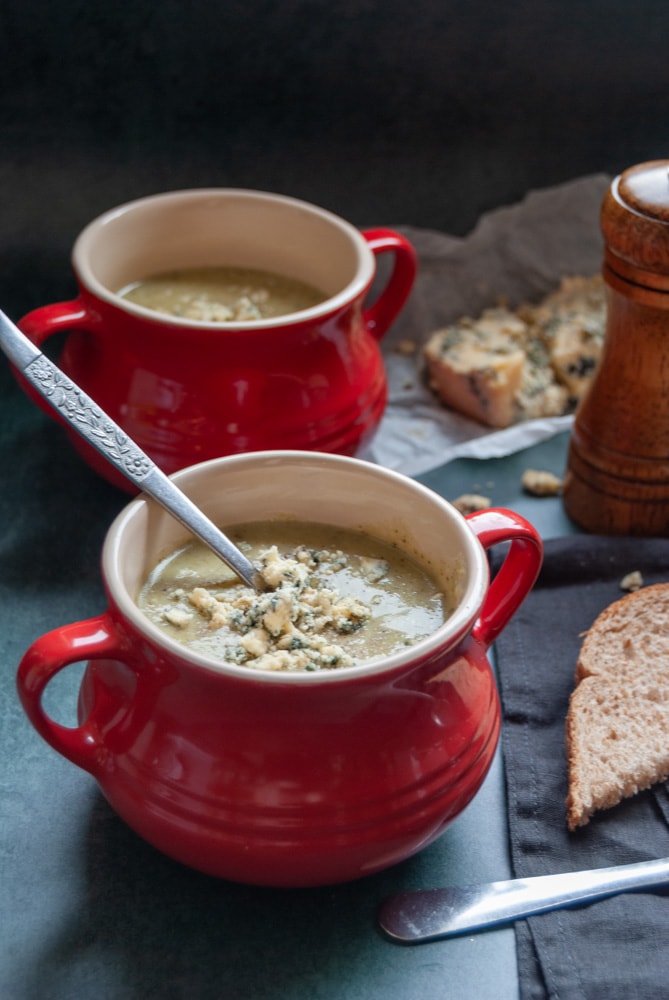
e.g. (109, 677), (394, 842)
(378, 856), (669, 943)
(0, 308), (264, 592)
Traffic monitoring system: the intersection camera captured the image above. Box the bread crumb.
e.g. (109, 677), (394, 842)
(395, 339), (417, 355)
(620, 571), (643, 592)
(451, 493), (491, 514)
(521, 469), (563, 497)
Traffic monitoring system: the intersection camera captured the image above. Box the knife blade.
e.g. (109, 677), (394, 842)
(378, 856), (669, 943)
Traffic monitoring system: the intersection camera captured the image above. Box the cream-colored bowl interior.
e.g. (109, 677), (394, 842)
(73, 189), (373, 315)
(104, 452), (488, 681)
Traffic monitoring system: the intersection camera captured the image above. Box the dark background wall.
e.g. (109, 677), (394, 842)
(0, 0), (667, 318)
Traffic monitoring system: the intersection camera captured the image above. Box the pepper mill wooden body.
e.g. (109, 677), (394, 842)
(563, 160), (669, 535)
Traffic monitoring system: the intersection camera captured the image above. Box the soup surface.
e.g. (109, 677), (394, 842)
(118, 266), (327, 322)
(138, 522), (449, 671)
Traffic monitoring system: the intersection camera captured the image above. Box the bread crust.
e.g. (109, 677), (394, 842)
(566, 582), (669, 830)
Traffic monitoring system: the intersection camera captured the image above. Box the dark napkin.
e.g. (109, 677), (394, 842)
(493, 536), (669, 1000)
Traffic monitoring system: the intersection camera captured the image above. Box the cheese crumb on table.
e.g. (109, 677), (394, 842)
(620, 570), (644, 592)
(451, 493), (491, 514)
(521, 469), (563, 497)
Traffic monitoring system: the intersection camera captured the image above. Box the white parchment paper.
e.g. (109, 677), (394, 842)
(361, 173), (611, 477)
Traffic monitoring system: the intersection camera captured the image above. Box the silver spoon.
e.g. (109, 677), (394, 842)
(378, 855), (669, 943)
(0, 308), (264, 592)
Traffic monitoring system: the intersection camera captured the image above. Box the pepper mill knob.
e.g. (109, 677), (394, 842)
(563, 160), (669, 535)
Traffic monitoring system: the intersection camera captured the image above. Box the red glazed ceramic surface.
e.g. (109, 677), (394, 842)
(16, 190), (417, 490)
(16, 452), (542, 886)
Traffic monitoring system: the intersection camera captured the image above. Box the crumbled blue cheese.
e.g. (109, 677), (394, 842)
(358, 556), (389, 583)
(424, 275), (605, 428)
(141, 523), (450, 671)
(525, 276), (606, 400)
(181, 545), (371, 671)
(161, 291), (268, 322)
(163, 607), (194, 628)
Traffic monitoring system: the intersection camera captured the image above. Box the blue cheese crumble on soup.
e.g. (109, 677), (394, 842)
(138, 523), (449, 671)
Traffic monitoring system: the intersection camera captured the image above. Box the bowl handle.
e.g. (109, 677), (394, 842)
(465, 508), (543, 649)
(18, 298), (92, 348)
(16, 613), (122, 776)
(362, 229), (417, 340)
(15, 299), (97, 422)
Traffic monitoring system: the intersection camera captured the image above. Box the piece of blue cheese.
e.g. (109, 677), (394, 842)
(525, 275), (606, 401)
(424, 308), (567, 427)
(423, 275), (606, 428)
(423, 308), (528, 427)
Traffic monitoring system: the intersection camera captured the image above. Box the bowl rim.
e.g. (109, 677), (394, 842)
(72, 187), (376, 331)
(102, 451), (489, 686)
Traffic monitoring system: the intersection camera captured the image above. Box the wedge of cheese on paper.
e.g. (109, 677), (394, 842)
(423, 275), (605, 428)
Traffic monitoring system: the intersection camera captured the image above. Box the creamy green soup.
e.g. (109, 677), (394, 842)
(119, 266), (327, 322)
(138, 522), (449, 671)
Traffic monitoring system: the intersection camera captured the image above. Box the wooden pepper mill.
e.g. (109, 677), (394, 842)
(563, 160), (669, 535)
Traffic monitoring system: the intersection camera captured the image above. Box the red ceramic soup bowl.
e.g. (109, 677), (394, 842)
(16, 189), (416, 490)
(16, 452), (542, 887)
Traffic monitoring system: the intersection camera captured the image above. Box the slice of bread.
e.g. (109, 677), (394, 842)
(565, 582), (669, 831)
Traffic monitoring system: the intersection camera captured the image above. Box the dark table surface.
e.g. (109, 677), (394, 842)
(1, 7), (665, 995)
(0, 349), (575, 1000)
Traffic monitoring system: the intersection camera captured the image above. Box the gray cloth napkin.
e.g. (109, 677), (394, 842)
(493, 536), (669, 1000)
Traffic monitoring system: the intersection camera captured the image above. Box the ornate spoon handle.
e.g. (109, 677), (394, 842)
(0, 309), (263, 591)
